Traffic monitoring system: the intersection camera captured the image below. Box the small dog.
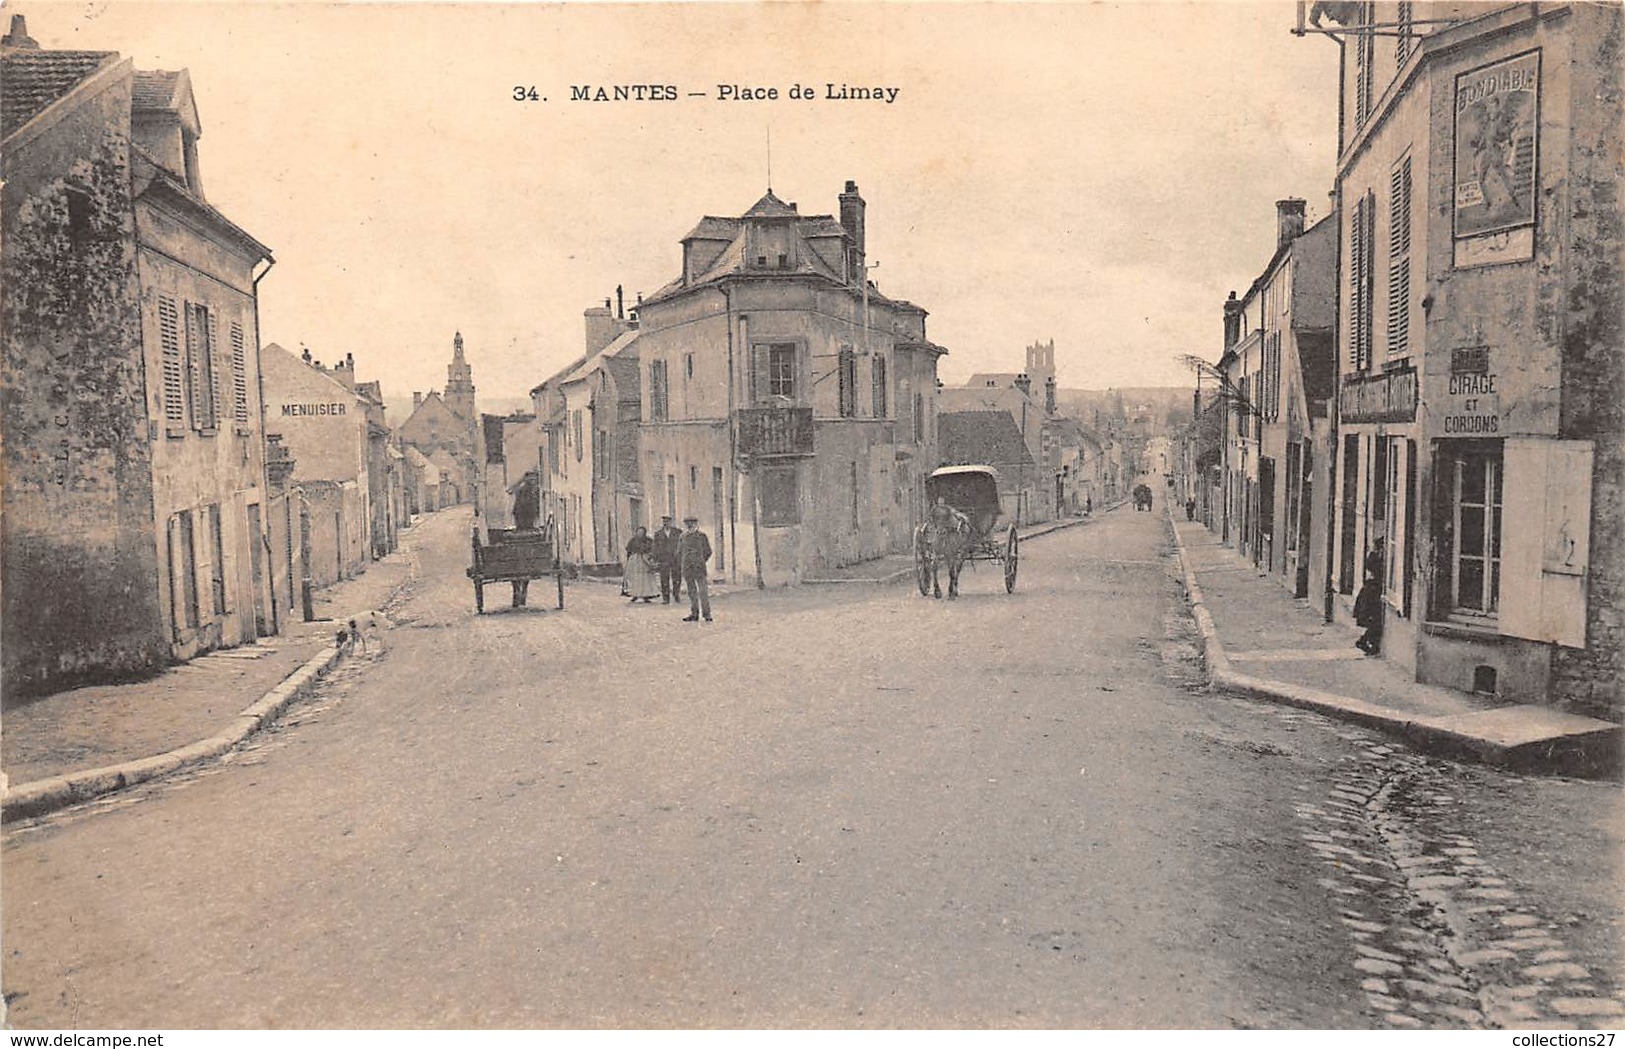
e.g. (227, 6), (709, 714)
(335, 615), (374, 654)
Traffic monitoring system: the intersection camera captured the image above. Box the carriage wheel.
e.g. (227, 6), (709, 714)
(1004, 525), (1019, 593)
(914, 528), (932, 596)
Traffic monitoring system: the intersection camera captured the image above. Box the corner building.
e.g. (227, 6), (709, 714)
(634, 182), (945, 585)
(1321, 2), (1623, 719)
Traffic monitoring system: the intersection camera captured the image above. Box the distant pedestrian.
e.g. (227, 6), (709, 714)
(1185, 497), (1196, 521)
(652, 514), (683, 604)
(678, 515), (712, 622)
(511, 471), (541, 532)
(623, 526), (660, 603)
(1085, 495), (1093, 515)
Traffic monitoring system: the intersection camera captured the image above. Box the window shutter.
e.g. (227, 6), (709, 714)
(751, 345), (770, 405)
(160, 296), (185, 424)
(1348, 199), (1364, 373)
(1403, 438), (1416, 617)
(206, 308), (221, 429)
(838, 347), (855, 417)
(1500, 439), (1592, 647)
(1388, 158), (1412, 359)
(230, 321), (248, 423)
(185, 303), (203, 429)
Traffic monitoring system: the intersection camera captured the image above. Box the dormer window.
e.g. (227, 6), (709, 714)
(777, 253), (788, 268)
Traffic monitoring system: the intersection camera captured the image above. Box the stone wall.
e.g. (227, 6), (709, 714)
(1, 72), (170, 699)
(1550, 4), (1624, 722)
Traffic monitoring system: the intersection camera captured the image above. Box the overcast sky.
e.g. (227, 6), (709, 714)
(22, 0), (1339, 406)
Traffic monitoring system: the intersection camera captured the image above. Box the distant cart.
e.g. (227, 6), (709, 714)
(468, 526), (564, 613)
(915, 465), (1019, 596)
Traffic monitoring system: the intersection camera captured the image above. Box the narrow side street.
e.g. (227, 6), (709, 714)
(3, 504), (1618, 1028)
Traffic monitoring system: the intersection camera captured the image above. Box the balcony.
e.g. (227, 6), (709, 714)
(1339, 366), (1418, 424)
(735, 406), (814, 458)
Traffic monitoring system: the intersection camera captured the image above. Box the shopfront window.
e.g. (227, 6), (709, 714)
(1450, 445), (1502, 617)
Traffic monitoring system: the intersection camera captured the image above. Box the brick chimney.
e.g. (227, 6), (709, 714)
(1223, 291), (1244, 350)
(1014, 373), (1032, 397)
(1276, 198), (1307, 250)
(840, 180), (866, 279)
(413, 391), (423, 410)
(1044, 375), (1057, 415)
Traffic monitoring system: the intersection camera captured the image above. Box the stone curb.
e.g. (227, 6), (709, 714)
(1163, 506), (1622, 776)
(1, 642), (346, 823)
(1, 597), (399, 825)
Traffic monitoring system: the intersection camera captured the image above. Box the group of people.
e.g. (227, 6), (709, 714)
(624, 514), (713, 622)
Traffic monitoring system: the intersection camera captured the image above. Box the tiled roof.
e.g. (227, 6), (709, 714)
(798, 216), (847, 238)
(131, 69), (179, 110)
(681, 216), (741, 242)
(938, 411), (1034, 467)
(557, 329), (639, 387)
(1, 48), (116, 137)
(741, 189), (799, 219)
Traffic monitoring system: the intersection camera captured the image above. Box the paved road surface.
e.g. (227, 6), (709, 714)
(4, 503), (1619, 1028)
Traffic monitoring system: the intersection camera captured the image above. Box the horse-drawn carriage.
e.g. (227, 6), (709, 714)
(914, 465), (1019, 598)
(468, 524), (565, 613)
(1132, 483), (1154, 511)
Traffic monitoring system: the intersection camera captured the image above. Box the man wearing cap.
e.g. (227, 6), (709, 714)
(678, 515), (713, 622)
(652, 514), (683, 604)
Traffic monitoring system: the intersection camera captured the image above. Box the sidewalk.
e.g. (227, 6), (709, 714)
(1169, 513), (1621, 777)
(1, 527), (420, 821)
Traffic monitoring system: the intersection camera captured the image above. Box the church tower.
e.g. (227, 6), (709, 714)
(445, 331), (476, 421)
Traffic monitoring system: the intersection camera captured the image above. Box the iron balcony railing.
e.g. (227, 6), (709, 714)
(735, 406), (815, 458)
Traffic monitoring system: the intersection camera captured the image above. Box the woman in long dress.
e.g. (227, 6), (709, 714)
(624, 527), (661, 602)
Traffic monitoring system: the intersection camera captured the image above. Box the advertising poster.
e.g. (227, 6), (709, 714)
(1453, 50), (1540, 240)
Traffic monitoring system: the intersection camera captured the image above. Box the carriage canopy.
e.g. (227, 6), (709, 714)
(926, 465), (1002, 535)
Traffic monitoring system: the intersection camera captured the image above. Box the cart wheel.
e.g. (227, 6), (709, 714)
(474, 580), (485, 614)
(1004, 525), (1019, 593)
(915, 528), (932, 597)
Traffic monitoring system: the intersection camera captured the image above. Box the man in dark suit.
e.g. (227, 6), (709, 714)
(678, 515), (712, 622)
(651, 514), (683, 604)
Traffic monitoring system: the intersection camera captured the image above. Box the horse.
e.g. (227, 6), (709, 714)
(920, 507), (973, 599)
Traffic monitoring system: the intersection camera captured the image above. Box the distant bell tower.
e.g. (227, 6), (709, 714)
(445, 331), (476, 420)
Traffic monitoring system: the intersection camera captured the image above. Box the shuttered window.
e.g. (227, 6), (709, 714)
(871, 354), (888, 418)
(1396, 1), (1415, 66)
(185, 303), (219, 431)
(1355, 2), (1375, 128)
(837, 347), (856, 417)
(159, 295), (185, 426)
(1349, 192), (1375, 373)
(648, 360), (668, 422)
(230, 321), (249, 423)
(1387, 156), (1413, 359)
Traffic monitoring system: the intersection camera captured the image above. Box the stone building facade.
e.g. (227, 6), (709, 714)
(2, 17), (276, 696)
(1317, 2), (1623, 719)
(398, 333), (479, 506)
(632, 182), (946, 586)
(1214, 203), (1337, 600)
(260, 345), (370, 588)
